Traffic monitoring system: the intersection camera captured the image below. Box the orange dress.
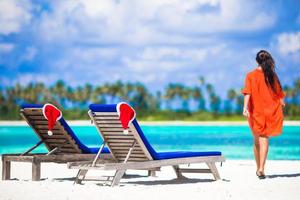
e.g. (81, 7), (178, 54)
(242, 68), (285, 137)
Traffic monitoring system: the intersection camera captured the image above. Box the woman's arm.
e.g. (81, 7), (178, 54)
(243, 94), (250, 117)
(280, 98), (285, 107)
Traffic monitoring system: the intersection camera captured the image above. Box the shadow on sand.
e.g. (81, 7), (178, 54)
(53, 174), (148, 182)
(124, 177), (215, 186)
(53, 175), (231, 186)
(267, 173), (300, 179)
(53, 177), (76, 182)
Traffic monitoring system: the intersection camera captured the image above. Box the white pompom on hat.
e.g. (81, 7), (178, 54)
(116, 102), (136, 134)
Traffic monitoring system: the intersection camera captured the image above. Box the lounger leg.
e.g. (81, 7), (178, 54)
(32, 160), (41, 181)
(2, 159), (11, 180)
(206, 162), (220, 180)
(74, 169), (88, 184)
(172, 165), (183, 178)
(148, 170), (157, 177)
(111, 170), (126, 187)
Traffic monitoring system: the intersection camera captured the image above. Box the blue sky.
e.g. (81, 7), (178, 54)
(0, 0), (300, 98)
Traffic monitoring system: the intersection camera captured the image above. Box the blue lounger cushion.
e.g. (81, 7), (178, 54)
(21, 104), (110, 154)
(89, 104), (222, 160)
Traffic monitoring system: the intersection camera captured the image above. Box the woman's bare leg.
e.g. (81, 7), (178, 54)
(258, 136), (269, 174)
(253, 135), (260, 171)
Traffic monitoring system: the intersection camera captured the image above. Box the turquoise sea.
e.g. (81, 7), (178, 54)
(0, 125), (299, 160)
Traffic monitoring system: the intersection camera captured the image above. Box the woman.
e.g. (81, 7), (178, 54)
(242, 50), (285, 179)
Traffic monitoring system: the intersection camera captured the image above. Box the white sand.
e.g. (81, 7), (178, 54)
(0, 159), (299, 200)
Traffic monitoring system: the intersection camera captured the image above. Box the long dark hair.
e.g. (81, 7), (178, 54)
(256, 50), (282, 94)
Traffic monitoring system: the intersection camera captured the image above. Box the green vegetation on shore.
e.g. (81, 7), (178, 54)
(1, 76), (299, 121)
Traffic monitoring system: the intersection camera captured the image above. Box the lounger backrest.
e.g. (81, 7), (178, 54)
(89, 108), (153, 162)
(21, 107), (82, 154)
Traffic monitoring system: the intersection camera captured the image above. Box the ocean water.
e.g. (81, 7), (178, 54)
(0, 125), (299, 160)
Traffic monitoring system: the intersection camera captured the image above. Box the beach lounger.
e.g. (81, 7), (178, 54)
(1, 104), (112, 181)
(68, 104), (225, 186)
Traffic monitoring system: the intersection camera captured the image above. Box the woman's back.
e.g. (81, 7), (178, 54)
(245, 68), (284, 116)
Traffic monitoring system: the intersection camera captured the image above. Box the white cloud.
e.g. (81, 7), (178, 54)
(0, 0), (33, 35)
(50, 47), (121, 72)
(140, 47), (206, 62)
(123, 44), (226, 74)
(13, 73), (58, 86)
(276, 31), (300, 55)
(21, 46), (37, 61)
(34, 0), (276, 46)
(0, 43), (14, 53)
(150, 0), (275, 34)
(0, 76), (10, 85)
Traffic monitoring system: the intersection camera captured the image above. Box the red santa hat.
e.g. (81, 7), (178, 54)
(42, 103), (62, 136)
(116, 102), (136, 134)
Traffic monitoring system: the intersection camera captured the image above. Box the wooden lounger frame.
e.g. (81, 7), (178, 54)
(68, 110), (225, 186)
(1, 107), (112, 181)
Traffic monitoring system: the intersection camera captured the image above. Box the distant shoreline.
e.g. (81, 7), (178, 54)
(0, 120), (300, 126)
